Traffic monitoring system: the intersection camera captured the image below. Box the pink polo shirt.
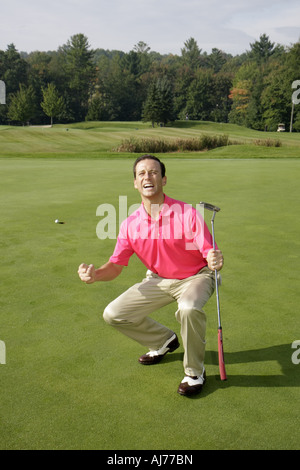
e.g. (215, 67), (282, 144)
(109, 195), (216, 279)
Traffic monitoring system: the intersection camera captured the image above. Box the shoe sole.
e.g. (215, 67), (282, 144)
(168, 340), (180, 353)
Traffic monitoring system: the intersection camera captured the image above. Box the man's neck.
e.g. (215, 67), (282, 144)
(142, 194), (165, 220)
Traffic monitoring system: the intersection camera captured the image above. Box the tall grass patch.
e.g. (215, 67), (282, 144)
(254, 138), (282, 147)
(114, 134), (231, 153)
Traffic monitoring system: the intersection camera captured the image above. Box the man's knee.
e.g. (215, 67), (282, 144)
(103, 304), (117, 325)
(176, 301), (206, 321)
(103, 303), (132, 326)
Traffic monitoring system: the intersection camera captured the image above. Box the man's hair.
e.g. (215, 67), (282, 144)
(133, 155), (166, 178)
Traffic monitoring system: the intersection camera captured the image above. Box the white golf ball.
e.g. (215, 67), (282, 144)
(55, 219), (60, 224)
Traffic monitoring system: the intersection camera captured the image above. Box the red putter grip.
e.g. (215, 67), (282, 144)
(218, 328), (227, 381)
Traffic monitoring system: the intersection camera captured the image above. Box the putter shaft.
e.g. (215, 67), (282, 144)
(201, 201), (227, 380)
(211, 216), (221, 328)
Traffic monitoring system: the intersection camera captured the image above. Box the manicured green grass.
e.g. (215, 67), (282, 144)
(1, 154), (299, 450)
(0, 120), (299, 159)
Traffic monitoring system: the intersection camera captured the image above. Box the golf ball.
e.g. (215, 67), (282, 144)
(55, 219), (59, 224)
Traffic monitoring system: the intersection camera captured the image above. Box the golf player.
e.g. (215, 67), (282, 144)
(78, 155), (224, 396)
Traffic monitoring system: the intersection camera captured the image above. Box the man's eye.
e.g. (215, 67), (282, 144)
(138, 171), (157, 176)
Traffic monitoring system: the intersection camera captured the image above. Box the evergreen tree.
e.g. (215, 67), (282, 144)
(261, 66), (291, 131)
(157, 77), (175, 125)
(208, 48), (227, 73)
(142, 80), (160, 126)
(0, 33), (299, 131)
(249, 34), (283, 64)
(60, 34), (95, 121)
(181, 38), (202, 70)
(185, 69), (215, 120)
(142, 77), (175, 126)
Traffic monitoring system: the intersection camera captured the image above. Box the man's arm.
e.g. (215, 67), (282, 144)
(78, 261), (124, 284)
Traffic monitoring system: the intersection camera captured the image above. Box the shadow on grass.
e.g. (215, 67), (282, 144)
(163, 344), (299, 399)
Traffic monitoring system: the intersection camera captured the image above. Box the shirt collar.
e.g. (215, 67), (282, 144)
(140, 194), (172, 220)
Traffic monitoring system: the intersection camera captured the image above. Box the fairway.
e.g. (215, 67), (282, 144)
(1, 121), (300, 159)
(1, 151), (299, 450)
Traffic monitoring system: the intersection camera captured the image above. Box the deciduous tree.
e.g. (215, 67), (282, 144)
(7, 84), (36, 125)
(41, 83), (65, 126)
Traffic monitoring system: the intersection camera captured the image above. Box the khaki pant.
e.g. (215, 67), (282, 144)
(103, 267), (215, 377)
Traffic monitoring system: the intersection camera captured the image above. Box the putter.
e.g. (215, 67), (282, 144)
(200, 202), (227, 381)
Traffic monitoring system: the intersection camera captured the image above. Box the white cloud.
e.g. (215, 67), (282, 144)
(0, 0), (299, 54)
(226, 0), (300, 47)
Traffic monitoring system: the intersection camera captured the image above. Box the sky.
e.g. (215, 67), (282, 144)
(1, 0), (299, 56)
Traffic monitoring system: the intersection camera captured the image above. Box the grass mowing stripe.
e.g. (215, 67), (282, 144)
(0, 121), (300, 158)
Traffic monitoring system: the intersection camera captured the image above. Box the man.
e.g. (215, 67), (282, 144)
(78, 155), (224, 396)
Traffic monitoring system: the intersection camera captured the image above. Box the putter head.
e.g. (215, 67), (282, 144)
(200, 202), (221, 212)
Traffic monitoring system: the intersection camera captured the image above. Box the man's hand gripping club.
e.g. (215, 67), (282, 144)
(206, 249), (224, 272)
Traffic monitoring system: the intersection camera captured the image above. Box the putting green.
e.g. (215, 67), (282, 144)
(0, 156), (299, 450)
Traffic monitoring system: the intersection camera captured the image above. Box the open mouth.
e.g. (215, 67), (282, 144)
(143, 184), (154, 189)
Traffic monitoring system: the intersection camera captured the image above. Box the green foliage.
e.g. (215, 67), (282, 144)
(85, 93), (114, 121)
(0, 44), (28, 94)
(181, 37), (202, 70)
(7, 84), (36, 124)
(249, 34), (285, 64)
(142, 77), (175, 126)
(59, 34), (95, 121)
(0, 35), (299, 131)
(141, 81), (160, 126)
(41, 83), (65, 125)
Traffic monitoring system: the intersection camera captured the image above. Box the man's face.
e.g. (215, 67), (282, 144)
(134, 159), (167, 199)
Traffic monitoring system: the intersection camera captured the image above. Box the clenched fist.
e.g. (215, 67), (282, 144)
(78, 263), (96, 284)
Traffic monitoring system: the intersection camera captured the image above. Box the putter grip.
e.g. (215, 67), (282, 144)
(218, 328), (227, 381)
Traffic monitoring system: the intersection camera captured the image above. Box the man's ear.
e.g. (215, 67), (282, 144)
(162, 176), (167, 186)
(134, 178), (138, 189)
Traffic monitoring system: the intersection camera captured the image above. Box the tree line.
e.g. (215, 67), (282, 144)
(0, 33), (299, 131)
